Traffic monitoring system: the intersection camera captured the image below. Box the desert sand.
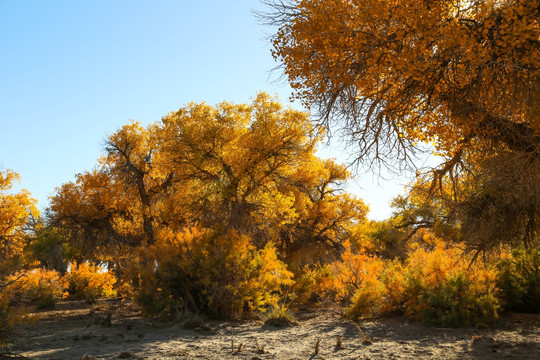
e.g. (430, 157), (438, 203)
(9, 299), (540, 359)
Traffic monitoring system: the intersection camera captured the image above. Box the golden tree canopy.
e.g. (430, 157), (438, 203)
(49, 93), (368, 261)
(0, 170), (38, 266)
(268, 0), (540, 173)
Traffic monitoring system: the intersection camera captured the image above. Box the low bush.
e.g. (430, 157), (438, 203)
(288, 264), (335, 306)
(346, 259), (406, 319)
(0, 290), (18, 351)
(497, 248), (540, 313)
(4, 268), (65, 309)
(341, 236), (500, 327)
(403, 242), (500, 327)
(63, 262), (117, 302)
(263, 302), (298, 327)
(131, 227), (293, 319)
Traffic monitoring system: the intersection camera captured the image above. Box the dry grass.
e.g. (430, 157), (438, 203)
(263, 304), (298, 327)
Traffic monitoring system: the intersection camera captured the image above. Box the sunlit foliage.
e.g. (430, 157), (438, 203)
(63, 262), (117, 303)
(0, 170), (38, 270)
(3, 268), (65, 310)
(130, 227), (293, 318)
(402, 238), (499, 327)
(265, 0), (540, 249)
(0, 170), (38, 347)
(49, 93), (367, 265)
(46, 93), (368, 318)
(319, 231), (500, 327)
(267, 0), (539, 165)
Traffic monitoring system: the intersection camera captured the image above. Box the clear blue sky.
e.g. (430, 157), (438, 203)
(0, 0), (406, 220)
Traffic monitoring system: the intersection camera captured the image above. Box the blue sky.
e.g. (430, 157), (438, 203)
(0, 0), (406, 220)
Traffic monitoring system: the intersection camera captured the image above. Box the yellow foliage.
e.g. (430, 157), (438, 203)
(131, 227), (293, 318)
(0, 170), (38, 345)
(318, 232), (500, 326)
(63, 262), (117, 302)
(343, 235), (499, 326)
(0, 170), (38, 268)
(289, 264), (335, 305)
(50, 92), (366, 264)
(3, 268), (65, 310)
(402, 240), (500, 326)
(269, 0), (540, 188)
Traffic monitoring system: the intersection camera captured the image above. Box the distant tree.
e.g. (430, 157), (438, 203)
(394, 152), (540, 252)
(0, 170), (38, 274)
(27, 224), (74, 274)
(0, 170), (38, 348)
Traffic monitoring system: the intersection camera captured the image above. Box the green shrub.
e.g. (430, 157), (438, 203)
(497, 248), (540, 313)
(403, 243), (500, 327)
(288, 264), (335, 306)
(409, 272), (500, 327)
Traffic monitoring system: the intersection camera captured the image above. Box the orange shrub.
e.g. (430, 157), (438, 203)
(289, 264), (335, 306)
(332, 235), (500, 327)
(4, 268), (65, 309)
(131, 227), (294, 318)
(403, 241), (500, 327)
(346, 259), (407, 319)
(297, 240), (407, 317)
(330, 240), (386, 300)
(63, 262), (117, 302)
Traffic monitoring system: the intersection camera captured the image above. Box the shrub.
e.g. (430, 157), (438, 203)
(131, 227), (294, 319)
(346, 259), (406, 319)
(343, 236), (500, 327)
(5, 268), (65, 309)
(63, 262), (117, 302)
(289, 264), (335, 306)
(263, 302), (298, 327)
(402, 242), (500, 327)
(0, 268), (63, 351)
(497, 248), (540, 313)
(330, 240), (386, 301)
(0, 290), (18, 351)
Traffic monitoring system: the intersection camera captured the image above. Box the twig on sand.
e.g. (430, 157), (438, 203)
(335, 335), (343, 349)
(349, 320), (372, 345)
(231, 339), (243, 353)
(255, 338), (265, 354)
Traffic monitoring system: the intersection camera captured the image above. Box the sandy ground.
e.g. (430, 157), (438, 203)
(8, 299), (540, 360)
